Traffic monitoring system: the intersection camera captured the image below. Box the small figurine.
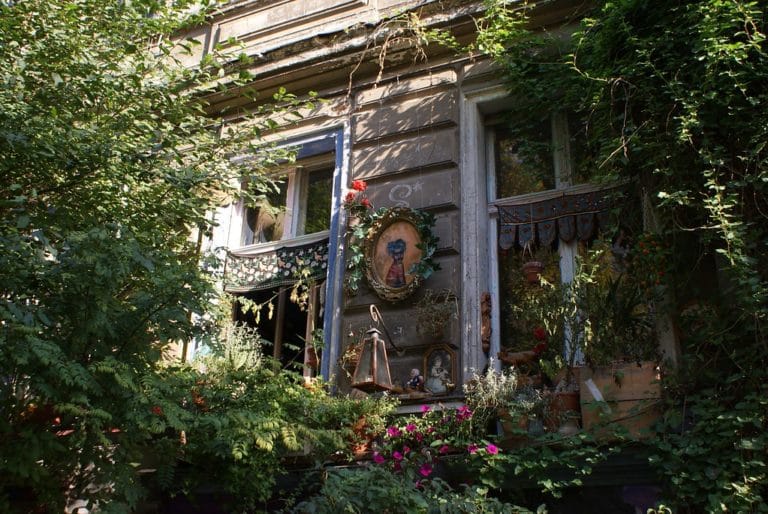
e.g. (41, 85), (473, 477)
(406, 368), (424, 391)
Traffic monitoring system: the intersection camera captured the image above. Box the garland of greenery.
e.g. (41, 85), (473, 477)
(345, 206), (440, 302)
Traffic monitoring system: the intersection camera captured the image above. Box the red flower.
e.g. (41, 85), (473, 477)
(360, 197), (372, 209)
(351, 180), (367, 192)
(344, 191), (356, 204)
(151, 405), (163, 416)
(533, 326), (547, 341)
(532, 342), (547, 356)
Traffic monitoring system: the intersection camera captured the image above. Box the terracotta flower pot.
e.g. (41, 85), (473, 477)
(522, 260), (544, 284)
(546, 391), (581, 432)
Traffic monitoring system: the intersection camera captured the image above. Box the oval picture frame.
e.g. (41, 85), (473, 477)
(362, 207), (436, 302)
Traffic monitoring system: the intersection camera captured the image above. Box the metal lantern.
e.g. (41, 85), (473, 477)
(351, 328), (393, 392)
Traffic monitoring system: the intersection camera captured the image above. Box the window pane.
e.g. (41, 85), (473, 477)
(304, 168), (333, 235)
(495, 121), (554, 198)
(246, 178), (288, 243)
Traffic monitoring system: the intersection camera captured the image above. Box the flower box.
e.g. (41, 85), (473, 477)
(579, 361), (661, 439)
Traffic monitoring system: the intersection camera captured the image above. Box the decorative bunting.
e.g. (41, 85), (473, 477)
(224, 238), (329, 292)
(496, 189), (615, 248)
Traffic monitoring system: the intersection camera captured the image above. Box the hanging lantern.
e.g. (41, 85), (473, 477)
(351, 328), (393, 392)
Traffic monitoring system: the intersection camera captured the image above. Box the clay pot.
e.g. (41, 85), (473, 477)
(522, 261), (544, 284)
(546, 391), (581, 433)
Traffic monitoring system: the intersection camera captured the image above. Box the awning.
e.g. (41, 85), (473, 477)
(224, 237), (329, 293)
(496, 188), (616, 250)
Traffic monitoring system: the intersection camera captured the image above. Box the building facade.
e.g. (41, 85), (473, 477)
(184, 0), (661, 398)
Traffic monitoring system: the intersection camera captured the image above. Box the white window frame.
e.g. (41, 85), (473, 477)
(461, 85), (582, 378)
(240, 154), (335, 247)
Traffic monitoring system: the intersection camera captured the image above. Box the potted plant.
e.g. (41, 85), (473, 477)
(571, 239), (664, 437)
(414, 288), (458, 341)
(464, 366), (547, 446)
(519, 241), (560, 285)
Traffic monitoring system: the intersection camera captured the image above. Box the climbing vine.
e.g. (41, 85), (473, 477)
(462, 0), (768, 510)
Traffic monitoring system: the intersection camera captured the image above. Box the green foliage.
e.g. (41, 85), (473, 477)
(0, 0), (312, 510)
(466, 0), (768, 509)
(294, 465), (532, 514)
(118, 325), (399, 510)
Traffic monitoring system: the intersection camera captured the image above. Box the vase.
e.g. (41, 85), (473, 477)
(498, 408), (530, 448)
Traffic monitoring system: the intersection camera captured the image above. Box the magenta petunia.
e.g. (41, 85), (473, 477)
(419, 463), (433, 477)
(467, 444), (478, 454)
(393, 451), (404, 461)
(456, 405), (473, 421)
(386, 426), (402, 438)
(439, 444), (450, 454)
(406, 423), (417, 433)
(420, 405), (431, 414)
(403, 445), (411, 454)
(373, 452), (385, 464)
(486, 443), (499, 455)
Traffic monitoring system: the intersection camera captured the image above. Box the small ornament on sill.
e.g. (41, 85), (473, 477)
(406, 368), (424, 392)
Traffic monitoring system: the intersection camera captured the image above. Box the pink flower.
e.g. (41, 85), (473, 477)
(373, 452), (385, 464)
(406, 423), (417, 433)
(386, 426), (402, 438)
(415, 432), (424, 442)
(414, 480), (423, 489)
(456, 405), (473, 421)
(351, 180), (367, 192)
(393, 451), (403, 461)
(486, 443), (499, 455)
(439, 444), (450, 454)
(403, 445), (411, 454)
(420, 405), (431, 414)
(467, 444), (478, 455)
(393, 461), (402, 472)
(419, 463), (433, 477)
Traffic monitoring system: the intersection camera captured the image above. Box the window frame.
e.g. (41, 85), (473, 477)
(460, 86), (585, 377)
(228, 128), (349, 380)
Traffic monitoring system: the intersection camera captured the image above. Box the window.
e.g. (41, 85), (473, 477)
(242, 157), (334, 246)
(487, 111), (595, 365)
(224, 131), (344, 379)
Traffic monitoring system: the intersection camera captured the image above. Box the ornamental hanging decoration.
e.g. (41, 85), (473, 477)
(223, 238), (329, 293)
(496, 189), (616, 250)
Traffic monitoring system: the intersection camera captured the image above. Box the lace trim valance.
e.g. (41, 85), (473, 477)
(224, 238), (329, 292)
(497, 190), (614, 250)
